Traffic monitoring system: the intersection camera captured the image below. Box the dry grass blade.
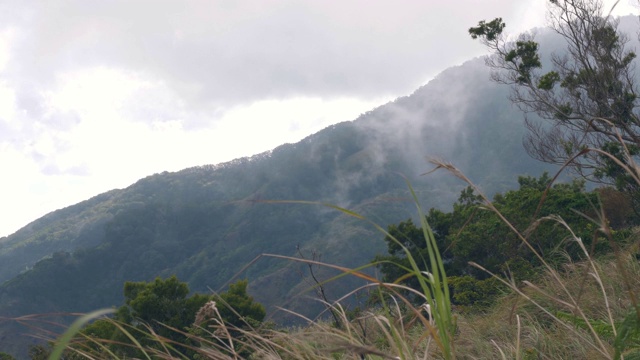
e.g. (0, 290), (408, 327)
(469, 261), (612, 358)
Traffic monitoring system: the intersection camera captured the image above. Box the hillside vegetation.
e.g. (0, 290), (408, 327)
(18, 169), (640, 359)
(0, 54), (559, 356)
(7, 3), (640, 358)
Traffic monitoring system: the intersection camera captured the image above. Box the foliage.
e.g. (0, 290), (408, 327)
(80, 276), (207, 357)
(595, 141), (640, 219)
(78, 277), (264, 357)
(118, 276), (210, 338)
(373, 188), (479, 294)
(31, 181), (458, 359)
(373, 218), (450, 301)
(614, 309), (640, 359)
(38, 170), (640, 359)
(375, 173), (607, 310)
(469, 0), (640, 192)
(27, 345), (49, 360)
(24, 344), (85, 360)
(451, 174), (600, 278)
(212, 279), (266, 329)
(448, 275), (504, 311)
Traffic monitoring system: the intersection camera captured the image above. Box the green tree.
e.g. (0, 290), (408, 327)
(82, 276), (212, 357)
(213, 279), (266, 329)
(373, 218), (436, 301)
(117, 275), (211, 339)
(374, 174), (599, 307)
(469, 0), (640, 193)
(451, 174), (598, 278)
(26, 344), (83, 360)
(374, 187), (482, 286)
(80, 277), (265, 357)
(27, 345), (49, 360)
(0, 352), (15, 360)
(187, 280), (267, 359)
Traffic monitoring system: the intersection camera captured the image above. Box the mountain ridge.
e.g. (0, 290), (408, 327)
(0, 54), (556, 357)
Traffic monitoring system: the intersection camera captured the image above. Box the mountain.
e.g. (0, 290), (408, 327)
(0, 55), (556, 356)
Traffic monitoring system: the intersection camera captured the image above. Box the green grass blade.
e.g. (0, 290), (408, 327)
(48, 308), (114, 360)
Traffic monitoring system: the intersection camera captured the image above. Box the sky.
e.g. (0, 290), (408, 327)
(0, 0), (638, 237)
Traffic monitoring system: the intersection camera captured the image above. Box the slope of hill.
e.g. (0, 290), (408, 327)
(0, 56), (556, 356)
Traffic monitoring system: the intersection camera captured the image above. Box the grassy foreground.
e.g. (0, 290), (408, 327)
(29, 161), (640, 359)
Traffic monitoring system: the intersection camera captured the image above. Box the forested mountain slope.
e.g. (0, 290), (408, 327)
(0, 55), (555, 355)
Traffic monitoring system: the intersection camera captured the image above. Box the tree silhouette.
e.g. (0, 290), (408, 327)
(470, 0), (640, 192)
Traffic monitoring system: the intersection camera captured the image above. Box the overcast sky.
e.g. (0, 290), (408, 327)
(0, 0), (638, 237)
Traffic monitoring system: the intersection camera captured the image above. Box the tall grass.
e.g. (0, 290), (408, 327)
(38, 143), (640, 359)
(428, 141), (640, 359)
